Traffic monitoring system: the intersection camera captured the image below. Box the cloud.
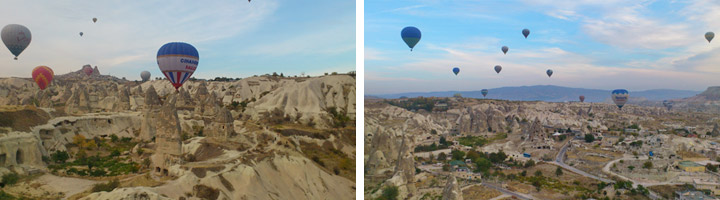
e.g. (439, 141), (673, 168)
(365, 48), (388, 61)
(0, 1), (278, 78)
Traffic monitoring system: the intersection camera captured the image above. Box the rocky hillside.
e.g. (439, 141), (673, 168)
(0, 66), (356, 200)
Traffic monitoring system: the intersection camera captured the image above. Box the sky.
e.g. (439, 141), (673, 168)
(0, 0), (355, 80)
(365, 0), (720, 94)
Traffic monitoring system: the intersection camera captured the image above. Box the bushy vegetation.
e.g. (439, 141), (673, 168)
(0, 173), (19, 187)
(378, 185), (399, 200)
(0, 191), (16, 199)
(386, 98), (438, 112)
(457, 136), (490, 147)
(414, 142), (448, 152)
(49, 136), (140, 177)
(326, 107), (351, 128)
(91, 179), (120, 192)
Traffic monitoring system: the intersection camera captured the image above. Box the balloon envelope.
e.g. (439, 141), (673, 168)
(452, 67), (460, 75)
(82, 65), (93, 76)
(141, 71), (151, 81)
(1, 24), (31, 60)
(494, 65), (502, 73)
(546, 69), (553, 77)
(481, 89), (488, 97)
(501, 46), (508, 54)
(32, 66), (53, 90)
(522, 29), (530, 38)
(401, 26), (421, 51)
(579, 95), (585, 102)
(157, 42), (199, 90)
(79, 32), (83, 37)
(611, 89), (629, 109)
(706, 32), (714, 43)
(93, 18), (97, 23)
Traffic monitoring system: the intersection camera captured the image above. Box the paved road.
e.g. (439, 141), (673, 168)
(556, 140), (662, 200)
(552, 139), (615, 183)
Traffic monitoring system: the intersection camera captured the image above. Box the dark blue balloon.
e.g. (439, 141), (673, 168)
(452, 67), (460, 75)
(522, 29), (530, 38)
(481, 89), (489, 97)
(401, 26), (421, 51)
(157, 42), (199, 58)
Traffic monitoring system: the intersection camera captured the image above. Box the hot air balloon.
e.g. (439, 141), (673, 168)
(157, 42), (199, 90)
(2, 24), (31, 60)
(92, 18), (97, 23)
(141, 71), (151, 82)
(452, 67), (460, 75)
(579, 95), (585, 102)
(522, 29), (530, 38)
(481, 89), (489, 97)
(32, 66), (54, 90)
(501, 46), (508, 54)
(611, 89), (629, 110)
(706, 32), (714, 43)
(546, 69), (553, 77)
(401, 26), (421, 51)
(663, 100), (673, 111)
(79, 32), (83, 37)
(494, 65), (502, 74)
(82, 65), (93, 76)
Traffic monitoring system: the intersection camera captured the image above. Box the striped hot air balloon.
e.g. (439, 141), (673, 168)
(611, 89), (629, 109)
(157, 42), (198, 90)
(32, 66), (54, 90)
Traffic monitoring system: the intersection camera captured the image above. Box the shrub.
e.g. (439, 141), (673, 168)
(1, 173), (19, 186)
(51, 151), (69, 164)
(91, 179), (119, 192)
(380, 185), (399, 200)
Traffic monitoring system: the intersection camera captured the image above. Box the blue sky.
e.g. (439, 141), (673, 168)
(366, 0), (720, 94)
(0, 0), (355, 80)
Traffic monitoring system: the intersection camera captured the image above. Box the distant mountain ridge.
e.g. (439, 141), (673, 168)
(370, 85), (702, 103)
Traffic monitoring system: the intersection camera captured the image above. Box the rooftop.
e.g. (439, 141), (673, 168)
(679, 161), (704, 167)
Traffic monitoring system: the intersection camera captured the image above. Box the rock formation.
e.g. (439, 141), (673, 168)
(442, 174), (463, 200)
(0, 132), (45, 172)
(207, 106), (234, 138)
(712, 123), (719, 137)
(113, 86), (131, 112)
(150, 96), (182, 177)
(65, 84), (92, 115)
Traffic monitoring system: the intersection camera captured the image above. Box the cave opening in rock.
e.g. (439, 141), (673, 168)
(16, 149), (22, 164)
(0, 153), (6, 166)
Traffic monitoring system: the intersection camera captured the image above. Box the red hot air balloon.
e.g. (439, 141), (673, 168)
(82, 65), (93, 76)
(579, 95), (585, 102)
(32, 66), (54, 90)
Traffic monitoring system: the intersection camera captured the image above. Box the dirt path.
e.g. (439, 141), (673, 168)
(35, 174), (99, 199)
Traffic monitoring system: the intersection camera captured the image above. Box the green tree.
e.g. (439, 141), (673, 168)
(628, 165), (635, 171)
(489, 151), (508, 163)
(706, 164), (718, 172)
(51, 151), (69, 164)
(438, 152), (447, 161)
(439, 136), (447, 146)
(555, 167), (563, 177)
(584, 134), (595, 143)
(524, 160), (535, 168)
(534, 170), (543, 177)
(451, 150), (466, 161)
(474, 157), (492, 173)
(430, 129), (437, 135)
(465, 150), (483, 162)
(643, 161), (653, 169)
(379, 185), (399, 200)
(520, 170), (527, 177)
(110, 134), (119, 143)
